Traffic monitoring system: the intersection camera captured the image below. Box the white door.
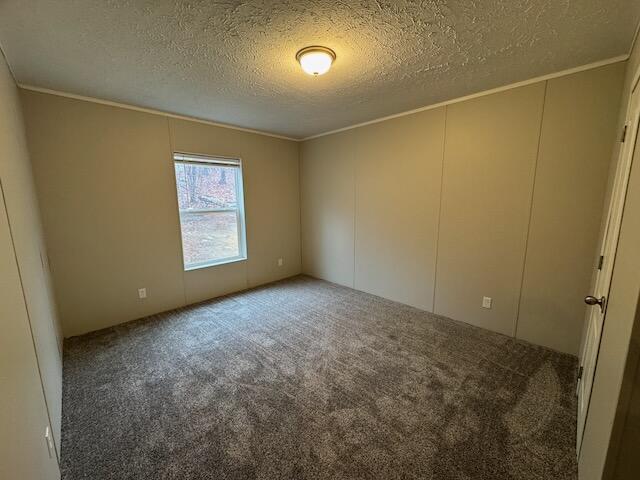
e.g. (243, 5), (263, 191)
(576, 80), (640, 454)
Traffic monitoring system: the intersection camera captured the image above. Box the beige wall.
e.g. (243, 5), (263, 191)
(301, 108), (445, 312)
(580, 31), (640, 479)
(301, 62), (624, 355)
(518, 63), (627, 353)
(354, 109), (445, 312)
(301, 132), (356, 286)
(437, 83), (544, 336)
(0, 183), (60, 480)
(0, 52), (60, 478)
(21, 91), (301, 337)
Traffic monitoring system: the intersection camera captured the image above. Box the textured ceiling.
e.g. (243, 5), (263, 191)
(0, 1), (638, 139)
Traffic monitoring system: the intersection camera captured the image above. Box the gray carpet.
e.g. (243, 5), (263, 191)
(61, 275), (578, 479)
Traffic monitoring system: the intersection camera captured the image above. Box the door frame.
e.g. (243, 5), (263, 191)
(577, 66), (640, 456)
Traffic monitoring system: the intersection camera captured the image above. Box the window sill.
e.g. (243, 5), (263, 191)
(184, 256), (247, 272)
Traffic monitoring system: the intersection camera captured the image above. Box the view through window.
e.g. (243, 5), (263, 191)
(174, 153), (246, 270)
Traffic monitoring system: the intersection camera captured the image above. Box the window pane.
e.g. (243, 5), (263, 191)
(180, 211), (239, 267)
(175, 162), (238, 211)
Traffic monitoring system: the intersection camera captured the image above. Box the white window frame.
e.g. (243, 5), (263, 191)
(173, 152), (247, 271)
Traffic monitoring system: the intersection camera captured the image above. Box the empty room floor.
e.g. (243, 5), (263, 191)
(61, 276), (578, 480)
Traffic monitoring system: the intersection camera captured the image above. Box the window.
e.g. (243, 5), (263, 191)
(173, 153), (247, 270)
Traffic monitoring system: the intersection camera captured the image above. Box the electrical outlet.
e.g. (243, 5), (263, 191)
(277, 258), (283, 267)
(482, 296), (492, 309)
(138, 288), (147, 299)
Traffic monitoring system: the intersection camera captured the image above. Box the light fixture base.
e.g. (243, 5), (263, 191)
(295, 46), (336, 62)
(295, 46), (336, 76)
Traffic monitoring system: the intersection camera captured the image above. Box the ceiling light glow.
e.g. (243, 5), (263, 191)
(296, 46), (336, 76)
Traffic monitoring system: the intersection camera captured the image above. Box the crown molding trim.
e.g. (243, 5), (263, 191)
(17, 84), (299, 142)
(18, 54), (629, 143)
(301, 54), (629, 141)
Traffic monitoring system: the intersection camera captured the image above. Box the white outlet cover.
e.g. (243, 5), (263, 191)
(277, 258), (283, 267)
(482, 296), (492, 309)
(138, 288), (147, 299)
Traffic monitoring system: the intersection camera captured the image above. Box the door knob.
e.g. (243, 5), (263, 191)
(584, 295), (606, 312)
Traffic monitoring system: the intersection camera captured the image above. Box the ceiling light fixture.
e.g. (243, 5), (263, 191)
(296, 46), (336, 76)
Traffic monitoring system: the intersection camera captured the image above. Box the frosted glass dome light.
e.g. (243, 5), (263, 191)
(296, 46), (336, 76)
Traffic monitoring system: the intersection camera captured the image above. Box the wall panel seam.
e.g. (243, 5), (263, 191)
(514, 81), (549, 338)
(165, 118), (188, 306)
(297, 143), (303, 274)
(432, 106), (448, 314)
(352, 138), (357, 288)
